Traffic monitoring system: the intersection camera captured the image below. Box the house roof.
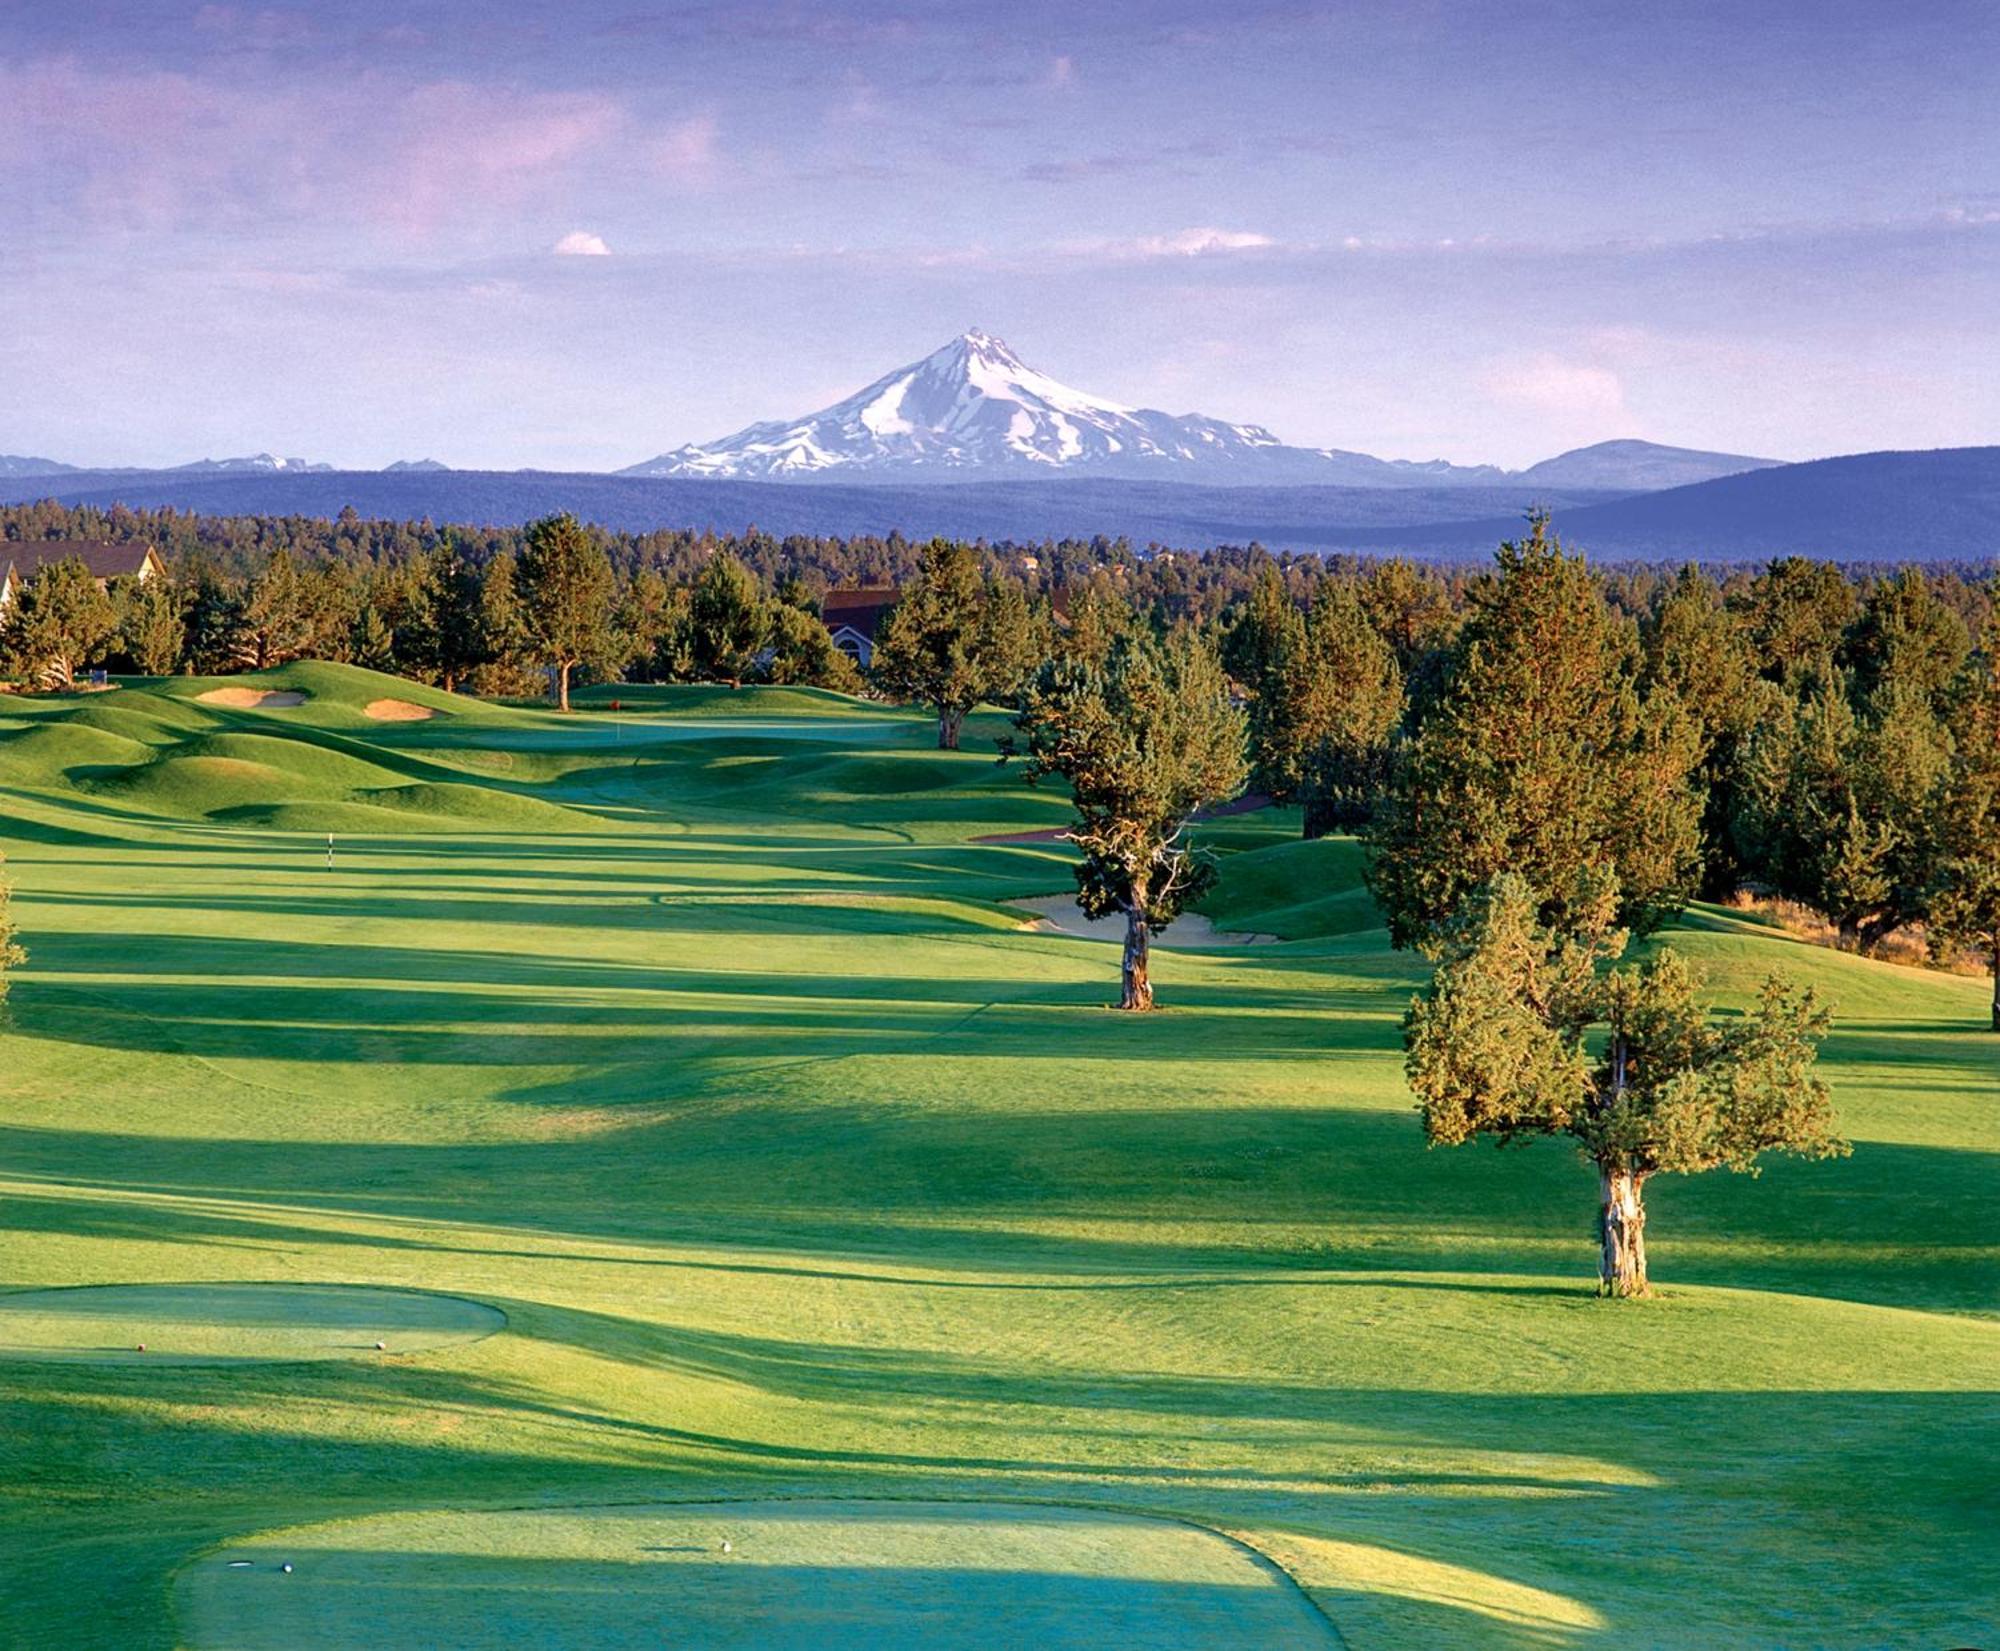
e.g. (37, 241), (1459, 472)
(2, 540), (159, 582)
(820, 586), (900, 636)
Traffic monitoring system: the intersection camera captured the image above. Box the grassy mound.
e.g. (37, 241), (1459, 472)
(1196, 833), (1378, 940)
(177, 1501), (1335, 1649)
(0, 1283), (504, 1365)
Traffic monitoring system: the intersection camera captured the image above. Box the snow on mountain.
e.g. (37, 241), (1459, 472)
(0, 454), (79, 476)
(621, 330), (1503, 485)
(170, 453), (333, 474)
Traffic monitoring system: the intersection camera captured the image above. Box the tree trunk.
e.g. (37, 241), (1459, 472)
(1598, 1165), (1650, 1297)
(557, 660), (572, 713)
(1301, 796), (1338, 840)
(1990, 931), (1998, 1033)
(937, 707), (964, 750)
(1121, 902), (1154, 1011)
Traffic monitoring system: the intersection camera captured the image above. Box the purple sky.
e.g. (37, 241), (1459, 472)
(4, 1), (1995, 470)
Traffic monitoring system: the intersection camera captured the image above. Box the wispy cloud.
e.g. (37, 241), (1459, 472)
(1127, 227), (1275, 257)
(551, 230), (611, 256)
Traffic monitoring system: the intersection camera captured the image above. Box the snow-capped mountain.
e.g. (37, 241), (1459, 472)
(171, 453), (333, 474)
(621, 330), (1505, 485)
(0, 454), (79, 476)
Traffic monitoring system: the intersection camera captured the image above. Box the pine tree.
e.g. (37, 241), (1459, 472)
(688, 553), (770, 687)
(1641, 565), (1763, 895)
(239, 548), (315, 669)
(1252, 581), (1403, 837)
(1008, 629), (1248, 1009)
(1734, 675), (1951, 951)
(1404, 874), (1844, 1295)
(1367, 517), (1703, 949)
(112, 574), (186, 676)
(1930, 614), (2000, 1028)
(516, 514), (618, 711)
(872, 540), (1040, 748)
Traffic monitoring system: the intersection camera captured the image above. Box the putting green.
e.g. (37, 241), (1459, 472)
(176, 1501), (1337, 1649)
(0, 1283), (504, 1364)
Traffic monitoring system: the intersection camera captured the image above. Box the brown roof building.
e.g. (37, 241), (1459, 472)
(0, 540), (164, 608)
(819, 587), (900, 667)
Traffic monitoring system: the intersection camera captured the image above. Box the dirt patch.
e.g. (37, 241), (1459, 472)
(1011, 892), (1278, 947)
(197, 687), (306, 709)
(364, 698), (438, 722)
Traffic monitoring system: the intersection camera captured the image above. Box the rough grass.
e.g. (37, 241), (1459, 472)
(0, 671), (1992, 1649)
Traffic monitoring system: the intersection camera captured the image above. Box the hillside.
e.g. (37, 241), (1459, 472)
(0, 681), (1993, 1648)
(7, 447), (1994, 562)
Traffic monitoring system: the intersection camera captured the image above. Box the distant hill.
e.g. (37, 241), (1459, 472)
(1362, 447), (2000, 561)
(1515, 439), (1781, 491)
(0, 454), (80, 477)
(0, 468), (1620, 545)
(3, 447), (1993, 562)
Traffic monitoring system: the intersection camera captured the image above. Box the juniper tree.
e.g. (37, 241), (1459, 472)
(517, 514), (618, 711)
(1367, 517), (1703, 949)
(1008, 629), (1248, 1009)
(1, 557), (118, 689)
(872, 540), (1040, 748)
(1930, 615), (2000, 1028)
(1404, 874), (1844, 1296)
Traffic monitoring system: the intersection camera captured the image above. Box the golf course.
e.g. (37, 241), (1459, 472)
(0, 659), (1992, 1648)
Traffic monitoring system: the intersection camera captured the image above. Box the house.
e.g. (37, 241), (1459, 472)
(0, 541), (165, 610)
(819, 586), (900, 668)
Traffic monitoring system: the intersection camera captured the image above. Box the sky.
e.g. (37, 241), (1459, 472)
(2, 0), (1995, 471)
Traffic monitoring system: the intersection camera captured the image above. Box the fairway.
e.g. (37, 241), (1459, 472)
(0, 662), (1994, 1650)
(0, 1283), (504, 1365)
(177, 1500), (1337, 1649)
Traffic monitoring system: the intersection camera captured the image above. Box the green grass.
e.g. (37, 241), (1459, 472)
(0, 664), (1993, 1648)
(177, 1500), (1338, 1649)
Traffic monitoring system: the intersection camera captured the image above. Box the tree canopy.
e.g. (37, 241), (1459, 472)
(1367, 517), (1703, 949)
(871, 540), (1041, 748)
(516, 514), (619, 711)
(1009, 629), (1247, 1009)
(1404, 874), (1844, 1295)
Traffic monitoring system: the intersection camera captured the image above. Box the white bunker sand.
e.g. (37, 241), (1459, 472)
(0, 1283), (503, 1365)
(1012, 893), (1277, 947)
(197, 687), (307, 709)
(364, 698), (438, 721)
(177, 1500), (1337, 1650)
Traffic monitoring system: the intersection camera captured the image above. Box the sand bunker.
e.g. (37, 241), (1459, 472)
(1012, 893), (1277, 947)
(364, 698), (437, 722)
(198, 687), (306, 709)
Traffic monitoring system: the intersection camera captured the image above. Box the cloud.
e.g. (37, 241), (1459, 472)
(1047, 55), (1076, 89)
(552, 230), (611, 257)
(1482, 353), (1629, 421)
(1135, 227), (1275, 257)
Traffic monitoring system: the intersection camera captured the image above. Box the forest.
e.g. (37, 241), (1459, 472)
(3, 497), (1997, 1036)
